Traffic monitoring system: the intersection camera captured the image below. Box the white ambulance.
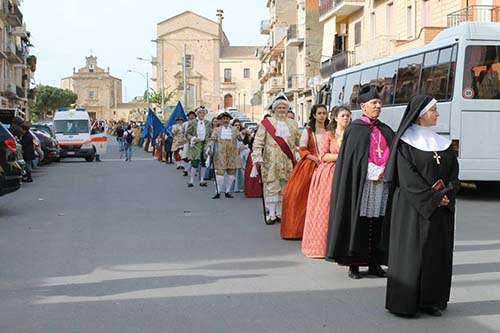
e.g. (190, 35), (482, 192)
(53, 107), (107, 162)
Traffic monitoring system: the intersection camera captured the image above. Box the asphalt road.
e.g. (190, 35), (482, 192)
(1, 138), (499, 333)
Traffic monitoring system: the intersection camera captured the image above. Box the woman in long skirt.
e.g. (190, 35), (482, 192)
(280, 104), (328, 240)
(302, 106), (351, 257)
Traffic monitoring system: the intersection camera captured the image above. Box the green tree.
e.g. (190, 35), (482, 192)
(32, 85), (78, 120)
(146, 87), (177, 105)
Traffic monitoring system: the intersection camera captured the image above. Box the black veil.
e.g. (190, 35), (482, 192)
(384, 94), (435, 183)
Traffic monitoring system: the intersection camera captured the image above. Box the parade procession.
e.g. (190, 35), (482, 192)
(1, 1), (500, 332)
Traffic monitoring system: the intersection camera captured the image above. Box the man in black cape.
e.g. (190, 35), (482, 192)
(325, 84), (394, 279)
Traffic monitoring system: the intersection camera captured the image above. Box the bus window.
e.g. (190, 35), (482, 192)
(343, 71), (361, 109)
(360, 66), (379, 87)
(446, 45), (458, 100)
(463, 46), (500, 99)
(377, 61), (398, 105)
(420, 48), (453, 101)
(395, 54), (424, 104)
(331, 75), (346, 107)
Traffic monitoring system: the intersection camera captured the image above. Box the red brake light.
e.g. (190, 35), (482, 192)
(4, 138), (17, 153)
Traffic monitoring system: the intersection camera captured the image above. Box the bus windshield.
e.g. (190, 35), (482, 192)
(53, 120), (89, 134)
(463, 45), (500, 99)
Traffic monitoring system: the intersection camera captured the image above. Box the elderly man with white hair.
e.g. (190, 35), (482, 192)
(251, 94), (301, 225)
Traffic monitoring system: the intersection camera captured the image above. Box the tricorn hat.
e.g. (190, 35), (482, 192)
(217, 111), (232, 120)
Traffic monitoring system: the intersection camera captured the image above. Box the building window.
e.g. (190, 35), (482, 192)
(407, 5), (415, 38)
(386, 2), (393, 35)
(224, 68), (232, 82)
(354, 21), (362, 46)
(89, 90), (96, 100)
(185, 54), (193, 68)
(89, 63), (94, 73)
(421, 0), (432, 27)
(243, 68), (250, 79)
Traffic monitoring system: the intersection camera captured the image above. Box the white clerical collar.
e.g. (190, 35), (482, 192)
(401, 124), (451, 152)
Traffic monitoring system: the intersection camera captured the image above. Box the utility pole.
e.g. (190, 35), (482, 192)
(183, 43), (187, 110)
(160, 42), (165, 114)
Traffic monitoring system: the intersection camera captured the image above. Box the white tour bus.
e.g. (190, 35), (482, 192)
(324, 22), (500, 183)
(53, 107), (107, 162)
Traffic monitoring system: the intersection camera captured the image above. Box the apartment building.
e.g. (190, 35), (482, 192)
(319, 0), (500, 81)
(0, 0), (33, 120)
(259, 0), (297, 113)
(154, 10), (262, 114)
(284, 0), (323, 124)
(61, 55), (123, 120)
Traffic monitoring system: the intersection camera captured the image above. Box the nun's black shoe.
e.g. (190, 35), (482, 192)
(187, 183), (194, 187)
(421, 307), (442, 317)
(368, 264), (387, 278)
(225, 193), (234, 198)
(348, 266), (361, 279)
(212, 193), (220, 199)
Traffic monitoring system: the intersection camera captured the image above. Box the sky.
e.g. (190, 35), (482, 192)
(22, 0), (269, 102)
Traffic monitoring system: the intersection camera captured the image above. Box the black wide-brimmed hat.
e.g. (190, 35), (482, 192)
(186, 111), (196, 117)
(175, 116), (184, 121)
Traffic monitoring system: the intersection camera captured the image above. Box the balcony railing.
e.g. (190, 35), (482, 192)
(287, 24), (305, 46)
(287, 74), (305, 92)
(320, 50), (356, 78)
(264, 76), (285, 94)
(447, 5), (500, 27)
(319, 0), (365, 21)
(3, 1), (23, 26)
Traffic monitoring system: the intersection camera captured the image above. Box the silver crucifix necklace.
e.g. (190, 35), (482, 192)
(371, 131), (383, 158)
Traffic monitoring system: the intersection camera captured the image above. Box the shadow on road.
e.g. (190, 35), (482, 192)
(33, 274), (265, 297)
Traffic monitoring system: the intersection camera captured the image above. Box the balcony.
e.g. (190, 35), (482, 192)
(320, 50), (356, 78)
(447, 5), (500, 27)
(286, 74), (305, 92)
(3, 2), (23, 26)
(319, 0), (365, 22)
(11, 24), (28, 38)
(286, 24), (305, 47)
(0, 84), (17, 100)
(264, 76), (285, 94)
(4, 44), (22, 64)
(260, 20), (270, 35)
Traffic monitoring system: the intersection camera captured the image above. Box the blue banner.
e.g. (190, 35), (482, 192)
(164, 101), (186, 133)
(141, 109), (166, 146)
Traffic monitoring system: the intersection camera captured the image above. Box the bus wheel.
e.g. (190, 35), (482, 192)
(85, 156), (94, 162)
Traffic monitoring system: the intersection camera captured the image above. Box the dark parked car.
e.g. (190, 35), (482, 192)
(31, 129), (60, 163)
(0, 123), (22, 196)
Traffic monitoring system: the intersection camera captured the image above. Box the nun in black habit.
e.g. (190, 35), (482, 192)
(325, 85), (394, 279)
(384, 95), (460, 317)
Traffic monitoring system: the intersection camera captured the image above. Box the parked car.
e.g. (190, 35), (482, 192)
(31, 129), (60, 163)
(0, 123), (22, 196)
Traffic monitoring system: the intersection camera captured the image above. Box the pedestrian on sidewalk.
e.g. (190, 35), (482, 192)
(123, 125), (135, 162)
(186, 107), (212, 187)
(325, 84), (394, 280)
(164, 131), (174, 164)
(208, 112), (241, 199)
(385, 95), (460, 317)
(116, 125), (125, 158)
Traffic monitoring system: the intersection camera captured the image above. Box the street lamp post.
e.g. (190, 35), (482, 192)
(127, 70), (149, 107)
(151, 39), (187, 110)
